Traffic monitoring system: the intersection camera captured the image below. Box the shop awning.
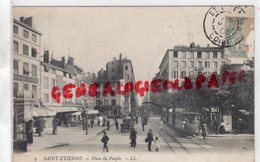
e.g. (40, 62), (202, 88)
(33, 106), (57, 117)
(47, 106), (79, 113)
(71, 112), (82, 115)
(80, 109), (99, 115)
(87, 109), (99, 115)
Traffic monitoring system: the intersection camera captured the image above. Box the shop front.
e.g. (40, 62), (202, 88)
(47, 106), (81, 127)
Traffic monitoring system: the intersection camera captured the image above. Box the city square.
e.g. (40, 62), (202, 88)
(12, 6), (255, 162)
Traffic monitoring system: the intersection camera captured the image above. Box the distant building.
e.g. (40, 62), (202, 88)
(157, 42), (227, 81)
(81, 72), (96, 109)
(95, 54), (138, 117)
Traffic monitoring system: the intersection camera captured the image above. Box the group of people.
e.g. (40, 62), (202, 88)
(25, 117), (47, 145)
(145, 129), (160, 152)
(100, 117), (161, 152)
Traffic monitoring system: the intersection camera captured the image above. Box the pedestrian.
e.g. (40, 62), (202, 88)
(91, 119), (94, 128)
(202, 123), (207, 140)
(100, 131), (109, 152)
(25, 120), (33, 145)
(146, 129), (154, 151)
(115, 118), (119, 130)
(142, 119), (145, 131)
(107, 119), (110, 131)
(154, 136), (160, 152)
(52, 117), (58, 135)
(160, 120), (164, 130)
(136, 116), (138, 124)
(103, 117), (106, 127)
(130, 128), (137, 148)
(36, 117), (45, 136)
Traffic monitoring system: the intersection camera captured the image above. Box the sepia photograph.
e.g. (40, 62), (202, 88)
(11, 6), (255, 162)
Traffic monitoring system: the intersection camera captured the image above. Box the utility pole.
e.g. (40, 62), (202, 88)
(86, 109), (89, 135)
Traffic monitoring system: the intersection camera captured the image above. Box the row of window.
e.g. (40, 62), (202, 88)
(43, 77), (56, 89)
(171, 71), (212, 79)
(125, 74), (129, 81)
(13, 40), (38, 58)
(13, 82), (37, 98)
(96, 99), (116, 106)
(43, 65), (73, 79)
(13, 25), (38, 43)
(172, 51), (224, 59)
(13, 59), (37, 77)
(172, 61), (225, 69)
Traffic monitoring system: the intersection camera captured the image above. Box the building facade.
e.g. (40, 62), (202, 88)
(95, 54), (138, 117)
(158, 42), (226, 81)
(13, 17), (42, 101)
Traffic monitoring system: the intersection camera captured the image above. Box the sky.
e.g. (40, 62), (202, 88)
(13, 6), (254, 104)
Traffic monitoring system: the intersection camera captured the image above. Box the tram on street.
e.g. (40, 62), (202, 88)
(162, 108), (201, 136)
(173, 110), (201, 136)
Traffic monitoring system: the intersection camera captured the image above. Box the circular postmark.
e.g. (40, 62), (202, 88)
(203, 6), (246, 47)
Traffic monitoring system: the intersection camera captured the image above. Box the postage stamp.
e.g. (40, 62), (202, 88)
(203, 6), (246, 47)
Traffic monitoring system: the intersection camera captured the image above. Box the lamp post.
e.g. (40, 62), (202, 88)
(82, 106), (85, 130)
(86, 108), (89, 135)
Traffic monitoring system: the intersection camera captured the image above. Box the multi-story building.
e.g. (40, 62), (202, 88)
(41, 51), (84, 127)
(13, 17), (42, 101)
(95, 54), (138, 117)
(82, 72), (96, 109)
(158, 42), (226, 81)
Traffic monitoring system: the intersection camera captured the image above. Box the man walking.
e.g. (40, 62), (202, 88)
(100, 131), (109, 152)
(129, 128), (137, 147)
(147, 129), (154, 151)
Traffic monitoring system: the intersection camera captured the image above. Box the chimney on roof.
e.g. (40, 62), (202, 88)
(119, 53), (122, 78)
(61, 57), (66, 65)
(20, 17), (24, 22)
(190, 42), (196, 48)
(24, 17), (33, 27)
(68, 56), (74, 65)
(43, 50), (50, 63)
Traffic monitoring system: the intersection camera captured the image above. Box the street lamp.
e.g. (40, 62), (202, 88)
(86, 108), (89, 135)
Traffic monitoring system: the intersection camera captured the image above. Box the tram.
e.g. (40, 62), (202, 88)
(174, 111), (201, 135)
(164, 108), (201, 136)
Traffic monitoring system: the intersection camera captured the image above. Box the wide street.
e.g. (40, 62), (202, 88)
(14, 117), (254, 162)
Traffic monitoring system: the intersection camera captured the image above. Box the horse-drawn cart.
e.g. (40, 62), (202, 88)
(120, 118), (133, 133)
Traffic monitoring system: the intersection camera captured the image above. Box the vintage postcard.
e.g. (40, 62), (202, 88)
(12, 5), (255, 162)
